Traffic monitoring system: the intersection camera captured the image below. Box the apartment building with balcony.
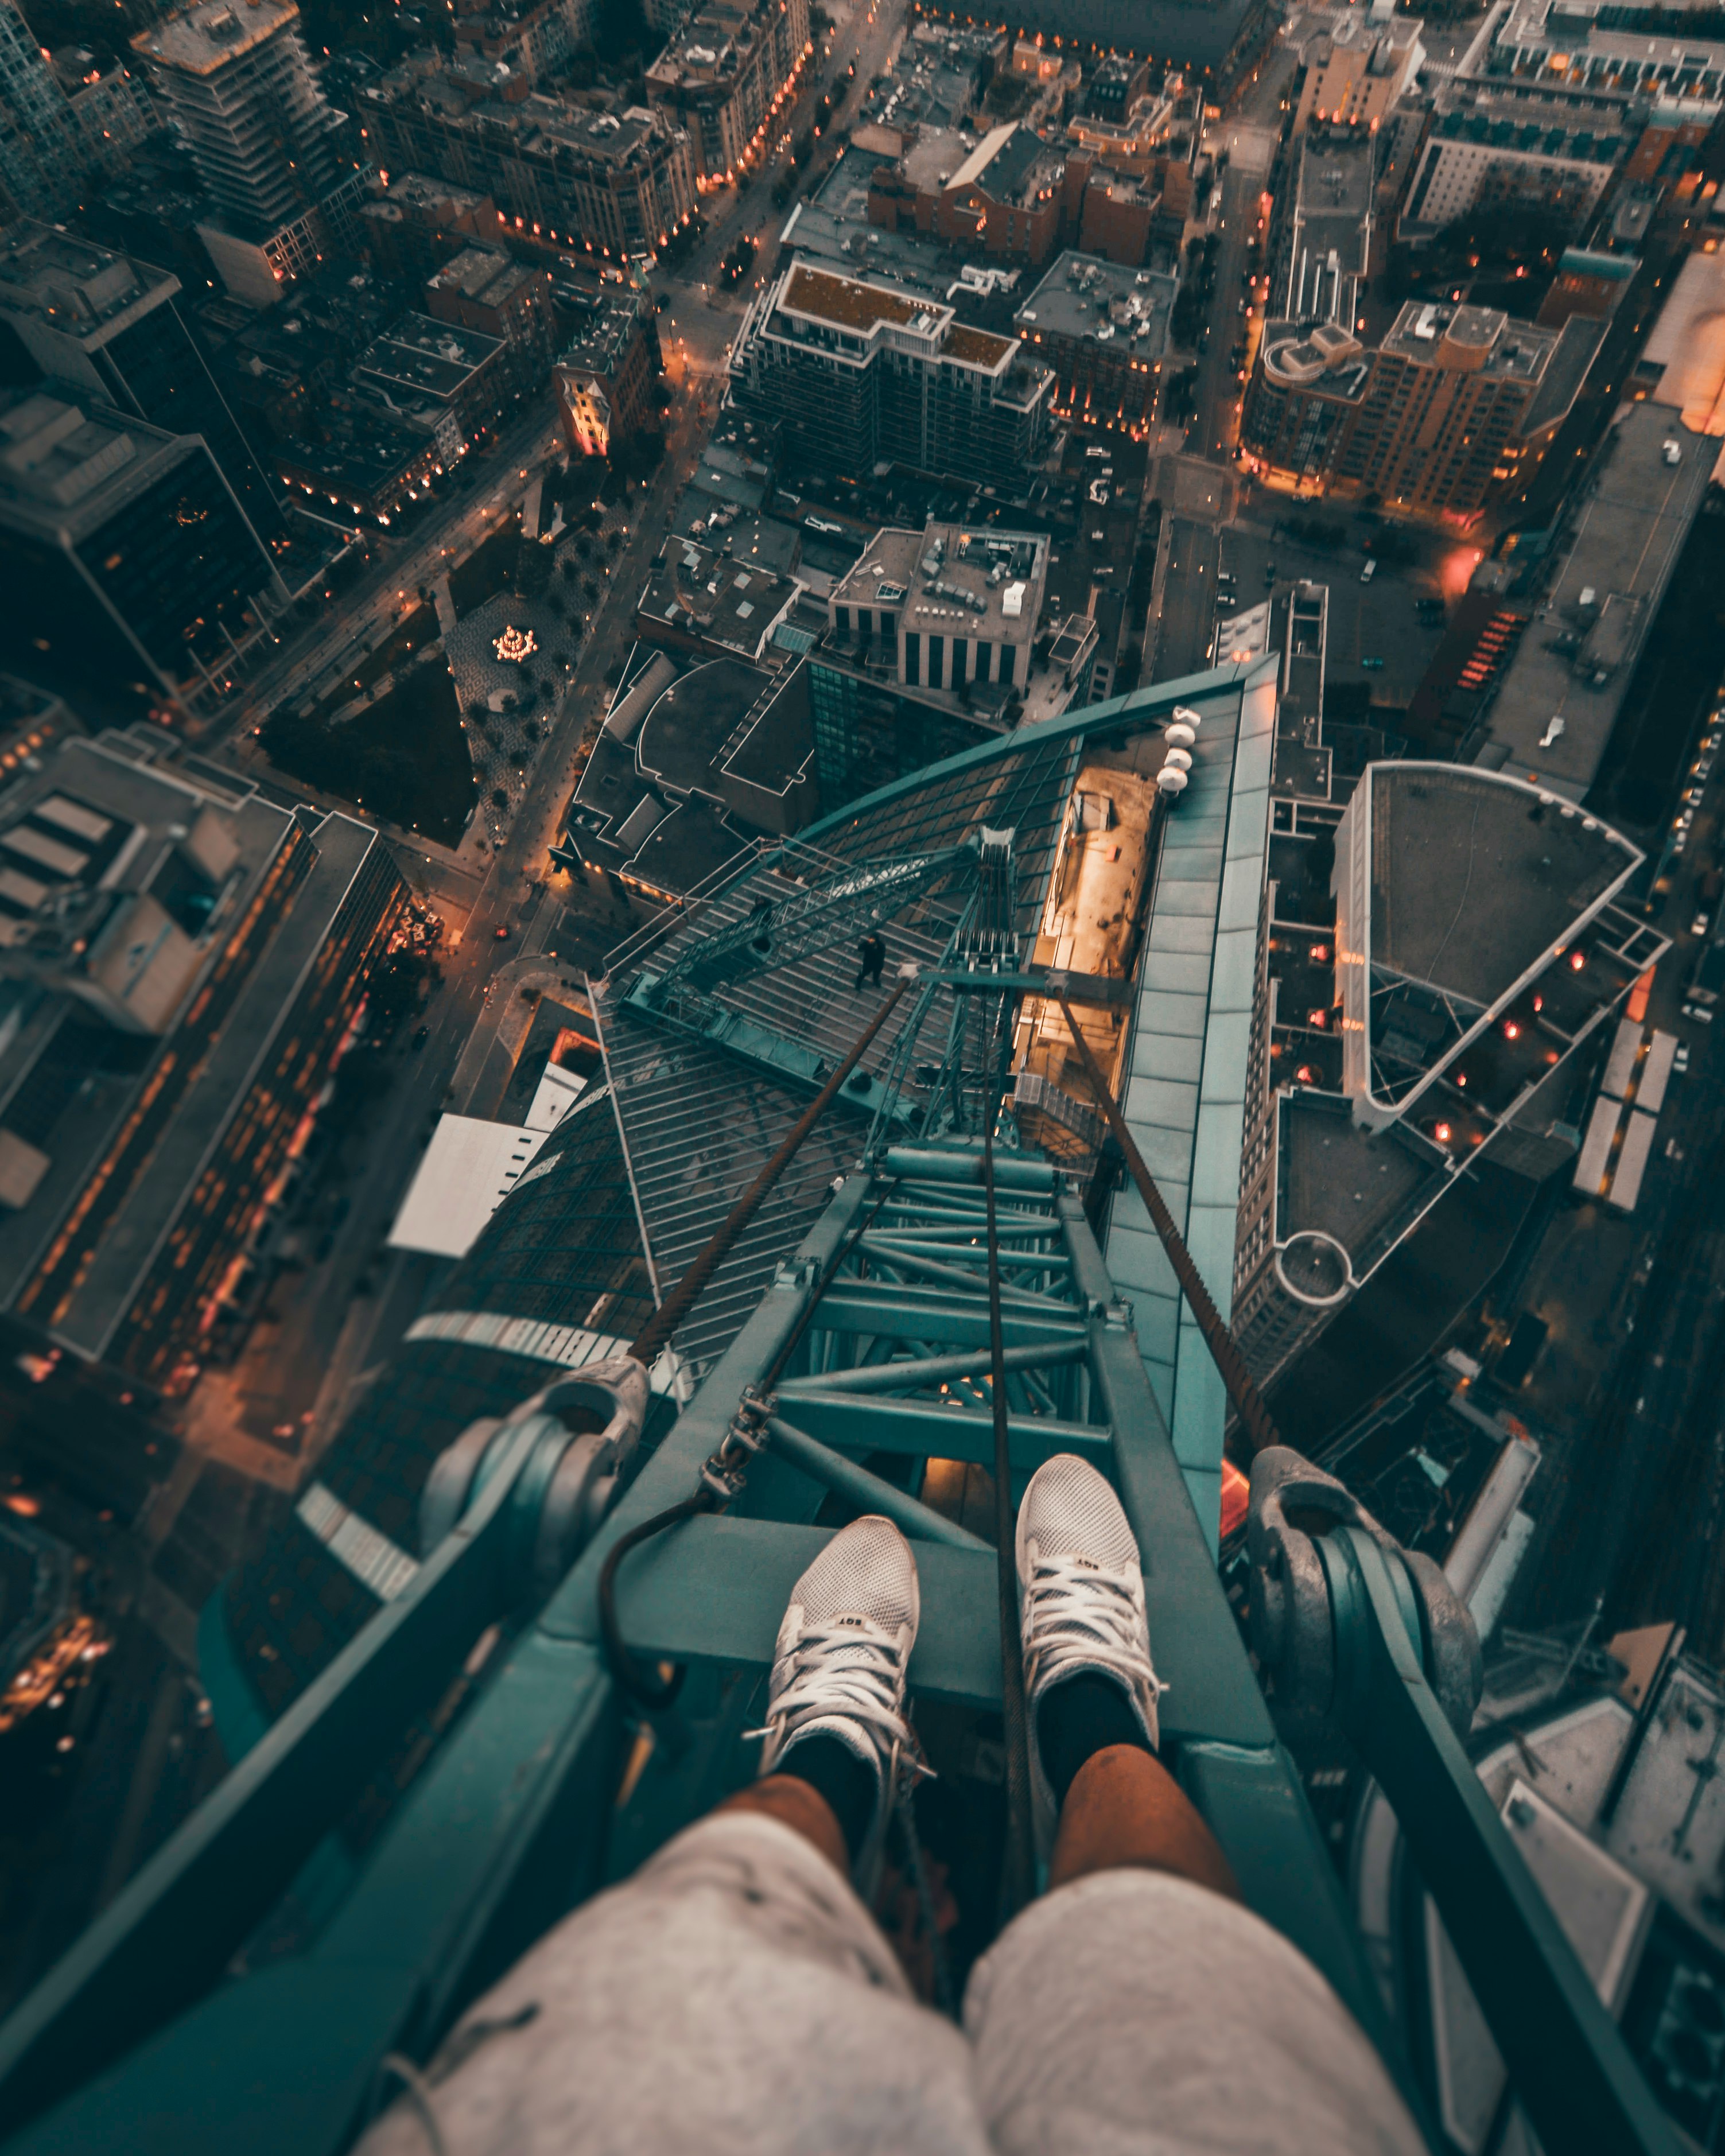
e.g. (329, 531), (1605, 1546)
(729, 262), (1053, 485)
(1400, 84), (1633, 240)
(132, 0), (341, 224)
(1242, 298), (1600, 522)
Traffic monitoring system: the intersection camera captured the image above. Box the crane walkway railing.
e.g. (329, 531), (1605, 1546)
(0, 1150), (1680, 2156)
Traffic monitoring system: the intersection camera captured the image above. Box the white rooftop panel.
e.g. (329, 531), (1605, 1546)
(388, 1115), (550, 1258)
(1600, 1016), (1642, 1099)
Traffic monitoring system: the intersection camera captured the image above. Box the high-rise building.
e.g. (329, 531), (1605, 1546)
(0, 222), (288, 552)
(807, 521), (1098, 806)
(645, 0), (810, 184)
(0, 386), (286, 721)
(1292, 10), (1423, 132)
(49, 45), (154, 179)
(130, 0), (367, 303)
(0, 0), (77, 217)
(1014, 252), (1175, 433)
(1241, 300), (1600, 522)
(729, 263), (1054, 487)
(0, 729), (406, 1387)
(131, 0), (339, 227)
(1398, 84), (1631, 244)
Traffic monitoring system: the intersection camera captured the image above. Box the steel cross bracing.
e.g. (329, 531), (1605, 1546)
(595, 825), (1037, 1385)
(0, 1149), (1407, 2155)
(651, 841), (982, 993)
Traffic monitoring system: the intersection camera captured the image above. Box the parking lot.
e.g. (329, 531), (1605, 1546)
(1209, 522), (1455, 713)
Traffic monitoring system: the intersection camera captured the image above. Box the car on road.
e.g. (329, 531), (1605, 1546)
(1359, 559), (1377, 584)
(1264, 560), (1276, 584)
(495, 924), (511, 940)
(1693, 913), (1711, 938)
(1361, 656), (1385, 670)
(1676, 1043), (1692, 1073)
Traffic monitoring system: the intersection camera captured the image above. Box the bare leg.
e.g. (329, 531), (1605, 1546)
(1047, 1742), (1241, 1902)
(718, 1776), (849, 1878)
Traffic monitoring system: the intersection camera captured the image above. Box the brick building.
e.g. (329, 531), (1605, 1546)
(358, 170), (507, 277)
(359, 64), (699, 260)
(1015, 251), (1175, 432)
(426, 244), (556, 394)
(1242, 300), (1600, 523)
(553, 281), (659, 456)
(869, 125), (1188, 271)
(645, 0), (811, 185)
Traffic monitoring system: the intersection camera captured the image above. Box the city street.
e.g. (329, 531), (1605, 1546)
(164, 0), (920, 1500)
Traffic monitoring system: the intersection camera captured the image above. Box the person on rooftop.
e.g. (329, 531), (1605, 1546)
(854, 929), (887, 991)
(358, 1456), (1425, 2156)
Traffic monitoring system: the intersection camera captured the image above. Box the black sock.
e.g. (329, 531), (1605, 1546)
(1036, 1672), (1153, 1809)
(776, 1732), (876, 1863)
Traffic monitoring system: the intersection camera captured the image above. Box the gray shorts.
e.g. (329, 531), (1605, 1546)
(358, 1811), (1425, 2155)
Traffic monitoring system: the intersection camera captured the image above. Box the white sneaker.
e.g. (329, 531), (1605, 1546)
(752, 1515), (920, 1883)
(1016, 1454), (1162, 1858)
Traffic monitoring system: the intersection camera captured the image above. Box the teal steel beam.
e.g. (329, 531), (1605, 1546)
(763, 1415), (989, 1549)
(777, 1389), (1109, 1474)
(865, 1221), (1059, 1245)
(1055, 1193), (1426, 2101)
(881, 1147), (1056, 1190)
(1328, 1526), (1679, 2156)
(861, 1235), (1073, 1273)
(927, 968), (1132, 1007)
(775, 1340), (1089, 1394)
(618, 977), (916, 1125)
(811, 1284), (1085, 1351)
(849, 1240), (1074, 1307)
(602, 1513), (1282, 1750)
(0, 1159), (1444, 2156)
(0, 1415), (551, 2139)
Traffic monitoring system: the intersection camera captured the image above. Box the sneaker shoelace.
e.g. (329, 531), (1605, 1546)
(747, 1619), (912, 1760)
(1023, 1555), (1163, 1701)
